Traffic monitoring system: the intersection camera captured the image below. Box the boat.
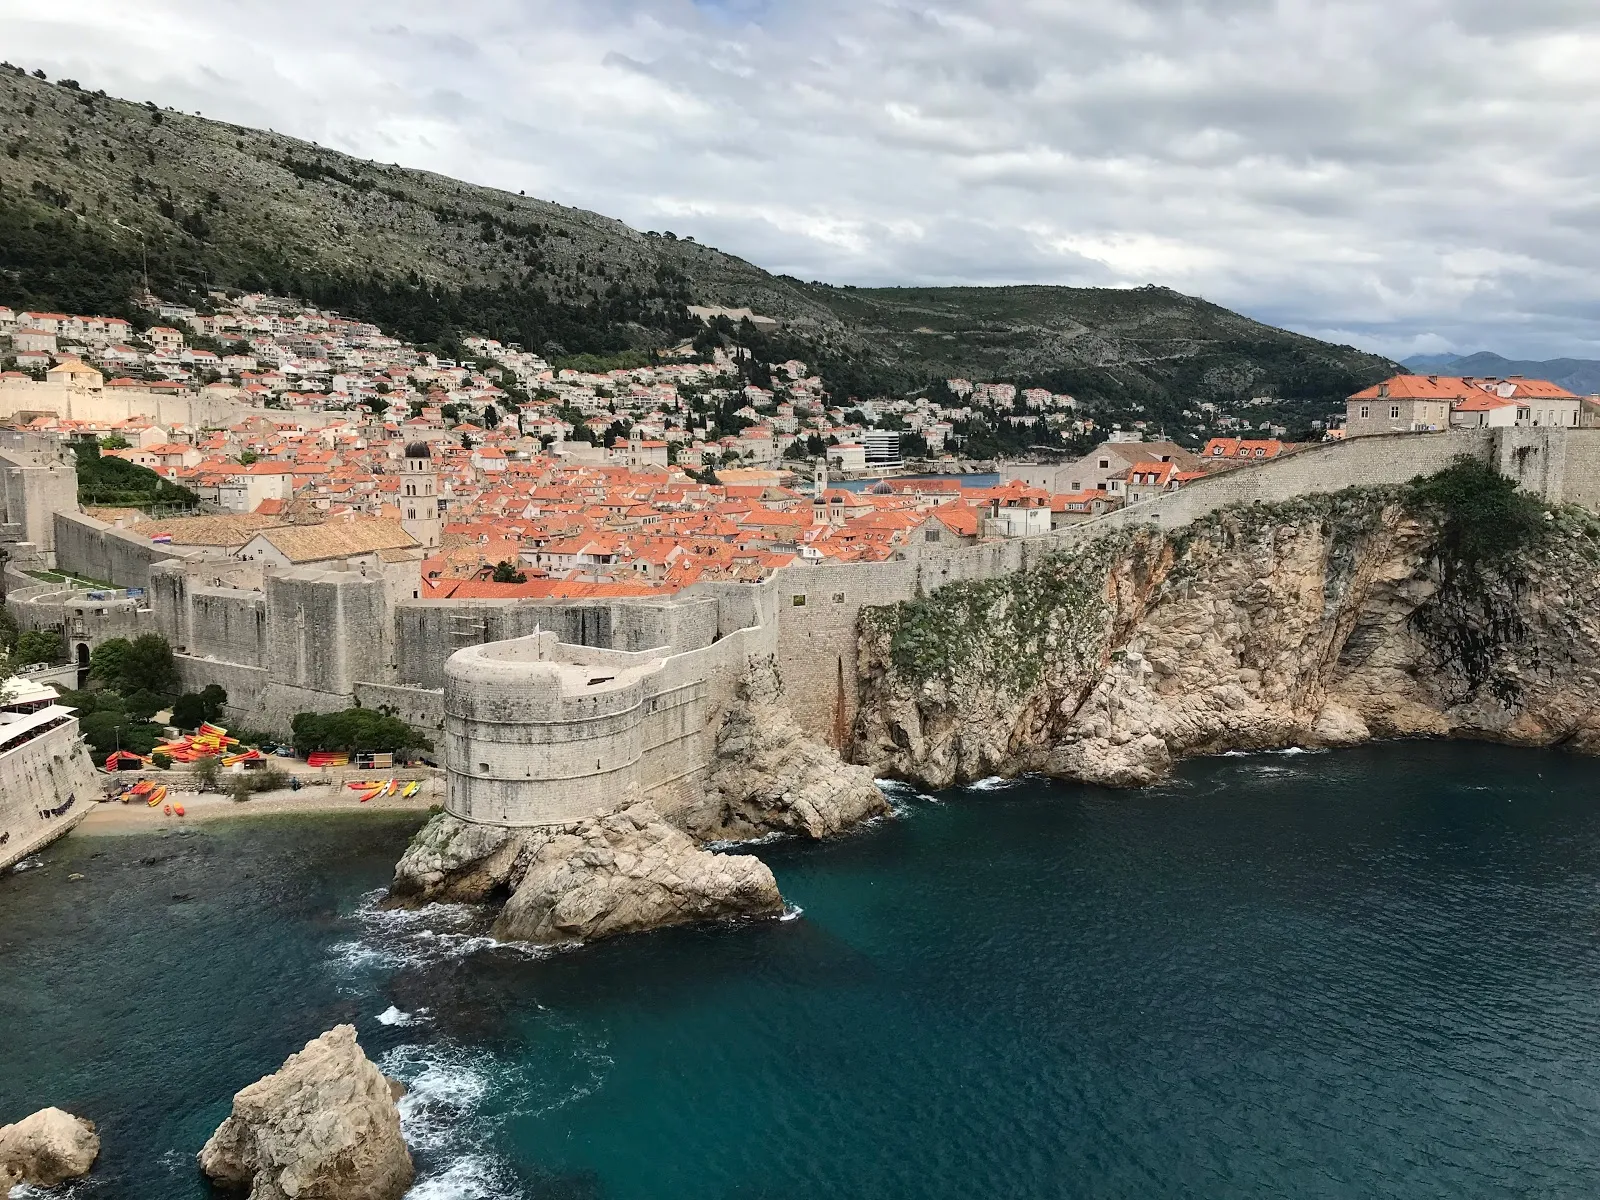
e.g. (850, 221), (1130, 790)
(146, 785), (168, 808)
(400, 781), (420, 798)
(162, 804), (171, 815)
(174, 804), (185, 817)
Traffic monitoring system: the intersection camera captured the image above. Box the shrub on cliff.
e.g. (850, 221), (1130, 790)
(1404, 455), (1547, 571)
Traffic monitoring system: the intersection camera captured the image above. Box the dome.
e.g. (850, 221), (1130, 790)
(404, 441), (433, 459)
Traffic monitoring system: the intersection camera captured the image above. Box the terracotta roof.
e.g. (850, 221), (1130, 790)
(242, 518), (418, 563)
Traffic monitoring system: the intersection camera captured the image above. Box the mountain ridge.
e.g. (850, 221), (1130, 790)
(1401, 351), (1600, 395)
(0, 67), (1395, 418)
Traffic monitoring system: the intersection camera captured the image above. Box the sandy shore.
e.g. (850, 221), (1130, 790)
(77, 780), (441, 833)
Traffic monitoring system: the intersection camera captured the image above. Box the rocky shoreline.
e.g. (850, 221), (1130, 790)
(853, 476), (1600, 790)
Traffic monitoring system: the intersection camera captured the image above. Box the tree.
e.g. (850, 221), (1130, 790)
(91, 634), (179, 695)
(89, 637), (130, 684)
(483, 403), (500, 428)
(194, 754), (221, 791)
(172, 683), (227, 730)
(123, 634), (180, 695)
(16, 628), (65, 665)
(290, 708), (431, 756)
(491, 560), (527, 584)
(99, 433), (130, 450)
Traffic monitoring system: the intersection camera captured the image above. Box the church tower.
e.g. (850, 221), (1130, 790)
(400, 442), (441, 549)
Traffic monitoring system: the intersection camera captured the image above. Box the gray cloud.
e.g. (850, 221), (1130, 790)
(4, 0), (1598, 358)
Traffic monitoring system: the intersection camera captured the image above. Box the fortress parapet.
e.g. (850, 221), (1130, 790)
(444, 631), (728, 827)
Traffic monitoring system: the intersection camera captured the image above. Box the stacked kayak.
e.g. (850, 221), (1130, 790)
(155, 722), (240, 763)
(344, 779), (423, 803)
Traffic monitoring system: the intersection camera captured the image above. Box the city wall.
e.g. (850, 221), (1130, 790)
(0, 383), (355, 431)
(55, 511), (189, 589)
(28, 425), (1600, 829)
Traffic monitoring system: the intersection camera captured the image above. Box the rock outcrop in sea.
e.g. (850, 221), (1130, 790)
(0, 1107), (100, 1190)
(197, 1024), (413, 1200)
(493, 802), (784, 942)
(392, 800), (783, 944)
(854, 470), (1600, 788)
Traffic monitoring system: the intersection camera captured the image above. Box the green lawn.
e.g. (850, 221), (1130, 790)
(25, 570), (119, 590)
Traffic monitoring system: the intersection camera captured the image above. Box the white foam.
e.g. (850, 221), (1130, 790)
(705, 830), (789, 852)
(377, 1005), (426, 1027)
(780, 904), (804, 922)
(403, 1153), (515, 1200)
(8, 856), (42, 874)
(331, 891), (548, 974)
(965, 775), (1018, 792)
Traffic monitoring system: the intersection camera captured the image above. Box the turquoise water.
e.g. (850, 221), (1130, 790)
(6, 744), (1600, 1197)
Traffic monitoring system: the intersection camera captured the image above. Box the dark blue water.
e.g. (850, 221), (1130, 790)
(6, 744), (1600, 1198)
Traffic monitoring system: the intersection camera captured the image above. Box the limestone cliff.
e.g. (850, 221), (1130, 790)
(678, 660), (890, 842)
(391, 801), (783, 945)
(855, 478), (1600, 788)
(197, 1024), (412, 1200)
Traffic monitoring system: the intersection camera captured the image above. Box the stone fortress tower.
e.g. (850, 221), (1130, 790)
(399, 442), (441, 550)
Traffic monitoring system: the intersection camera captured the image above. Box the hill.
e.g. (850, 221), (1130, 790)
(0, 67), (1394, 420)
(1401, 352), (1600, 397)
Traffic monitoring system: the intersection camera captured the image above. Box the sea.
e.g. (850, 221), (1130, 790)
(6, 741), (1600, 1198)
(828, 472), (999, 493)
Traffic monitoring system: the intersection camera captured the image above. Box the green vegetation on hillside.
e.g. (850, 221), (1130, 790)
(0, 67), (1395, 418)
(69, 439), (197, 509)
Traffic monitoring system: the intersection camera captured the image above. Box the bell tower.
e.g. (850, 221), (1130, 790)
(400, 441), (441, 549)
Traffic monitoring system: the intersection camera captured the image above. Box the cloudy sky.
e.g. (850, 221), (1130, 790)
(5, 0), (1598, 359)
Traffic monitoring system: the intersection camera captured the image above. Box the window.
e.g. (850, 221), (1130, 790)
(925, 529), (941, 542)
(1389, 405), (1400, 419)
(792, 594), (806, 607)
(1359, 405), (1369, 419)
(478, 762), (489, 774)
(833, 592), (846, 603)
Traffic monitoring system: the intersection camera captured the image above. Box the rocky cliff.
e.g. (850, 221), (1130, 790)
(198, 1024), (412, 1200)
(854, 471), (1600, 788)
(679, 660), (890, 842)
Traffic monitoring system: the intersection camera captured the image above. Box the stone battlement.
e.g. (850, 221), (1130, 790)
(15, 425), (1600, 830)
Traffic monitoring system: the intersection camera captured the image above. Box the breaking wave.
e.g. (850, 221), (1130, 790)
(328, 890), (550, 975)
(381, 1033), (614, 1200)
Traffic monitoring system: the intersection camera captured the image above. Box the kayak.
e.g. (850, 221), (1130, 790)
(357, 784), (384, 803)
(147, 786), (168, 808)
(174, 804), (186, 817)
(401, 781), (421, 798)
(162, 804), (172, 816)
